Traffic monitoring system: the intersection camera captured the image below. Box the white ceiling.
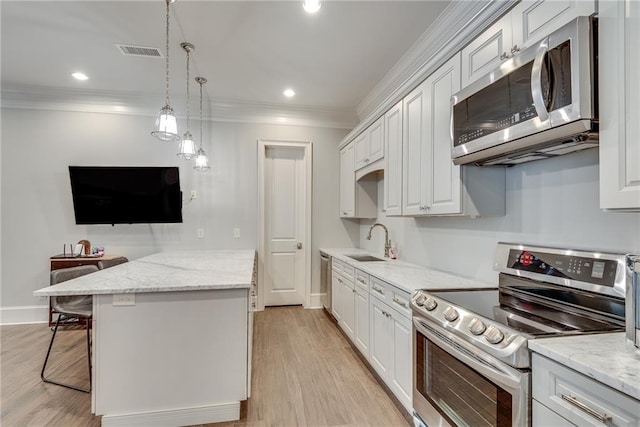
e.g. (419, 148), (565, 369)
(1, 1), (450, 127)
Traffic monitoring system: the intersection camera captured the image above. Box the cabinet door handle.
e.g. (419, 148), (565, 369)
(500, 51), (510, 60)
(352, 289), (356, 294)
(337, 278), (343, 284)
(510, 44), (520, 55)
(372, 286), (384, 295)
(393, 297), (407, 308)
(561, 394), (612, 423)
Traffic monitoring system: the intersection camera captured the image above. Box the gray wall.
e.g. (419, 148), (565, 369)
(358, 149), (640, 284)
(1, 108), (357, 316)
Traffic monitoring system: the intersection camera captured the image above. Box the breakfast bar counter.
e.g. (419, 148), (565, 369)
(34, 250), (256, 427)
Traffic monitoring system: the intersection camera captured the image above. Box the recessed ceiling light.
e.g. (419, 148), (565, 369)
(303, 0), (321, 14)
(283, 88), (296, 97)
(72, 72), (89, 81)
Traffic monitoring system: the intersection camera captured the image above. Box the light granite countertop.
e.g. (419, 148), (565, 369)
(34, 250), (256, 296)
(529, 332), (640, 401)
(319, 248), (494, 294)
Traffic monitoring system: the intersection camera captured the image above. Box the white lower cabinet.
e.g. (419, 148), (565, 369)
(532, 353), (640, 426)
(354, 284), (370, 358)
(331, 265), (413, 413)
(368, 283), (413, 413)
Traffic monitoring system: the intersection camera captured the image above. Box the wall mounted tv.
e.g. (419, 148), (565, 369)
(68, 166), (183, 225)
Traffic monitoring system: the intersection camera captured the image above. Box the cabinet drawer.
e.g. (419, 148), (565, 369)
(332, 259), (344, 274)
(369, 277), (411, 317)
(532, 353), (640, 427)
(355, 270), (370, 292)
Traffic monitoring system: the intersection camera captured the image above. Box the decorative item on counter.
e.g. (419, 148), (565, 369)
(92, 246), (105, 256)
(78, 239), (91, 255)
(389, 241), (398, 260)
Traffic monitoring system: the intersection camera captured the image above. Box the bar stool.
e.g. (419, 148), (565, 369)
(41, 265), (98, 393)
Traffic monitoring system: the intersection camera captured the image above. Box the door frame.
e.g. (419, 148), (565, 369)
(257, 139), (312, 311)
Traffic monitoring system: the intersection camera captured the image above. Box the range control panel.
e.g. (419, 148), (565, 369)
(506, 249), (618, 287)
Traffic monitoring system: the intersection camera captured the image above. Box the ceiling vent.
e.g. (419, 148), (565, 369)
(115, 44), (163, 58)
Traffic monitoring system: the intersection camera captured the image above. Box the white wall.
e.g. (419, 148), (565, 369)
(0, 108), (357, 321)
(358, 149), (640, 285)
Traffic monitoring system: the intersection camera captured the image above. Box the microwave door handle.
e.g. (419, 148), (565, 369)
(531, 39), (550, 123)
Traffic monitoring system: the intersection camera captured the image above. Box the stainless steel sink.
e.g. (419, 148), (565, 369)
(346, 254), (386, 262)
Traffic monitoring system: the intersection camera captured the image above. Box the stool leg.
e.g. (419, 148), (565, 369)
(41, 313), (62, 381)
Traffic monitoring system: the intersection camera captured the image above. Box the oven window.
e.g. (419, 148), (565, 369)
(416, 332), (512, 426)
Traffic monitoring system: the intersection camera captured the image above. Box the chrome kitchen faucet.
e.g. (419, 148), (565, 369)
(366, 223), (391, 258)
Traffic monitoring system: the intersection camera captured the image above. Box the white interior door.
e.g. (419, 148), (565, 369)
(263, 146), (306, 306)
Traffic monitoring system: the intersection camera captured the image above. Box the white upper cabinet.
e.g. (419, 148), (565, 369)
(461, 13), (513, 88)
(339, 143), (356, 217)
(424, 53), (462, 215)
(599, 0), (640, 210)
(354, 116), (385, 170)
(461, 0), (596, 88)
(402, 53), (505, 217)
(340, 141), (378, 219)
(383, 101), (403, 216)
(402, 79), (429, 216)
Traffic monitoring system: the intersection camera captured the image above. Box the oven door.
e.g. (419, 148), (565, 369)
(413, 317), (530, 427)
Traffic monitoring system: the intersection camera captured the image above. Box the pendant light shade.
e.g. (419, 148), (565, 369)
(178, 42), (196, 159)
(152, 0), (180, 141)
(153, 105), (179, 141)
(194, 76), (211, 172)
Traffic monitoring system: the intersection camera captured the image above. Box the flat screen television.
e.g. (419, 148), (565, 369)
(68, 166), (183, 225)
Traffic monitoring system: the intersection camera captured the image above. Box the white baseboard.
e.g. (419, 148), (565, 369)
(101, 402), (240, 426)
(308, 292), (325, 309)
(0, 305), (49, 325)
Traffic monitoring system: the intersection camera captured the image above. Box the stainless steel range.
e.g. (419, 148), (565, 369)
(411, 242), (627, 427)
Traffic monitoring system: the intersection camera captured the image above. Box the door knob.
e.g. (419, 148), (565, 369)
(296, 242), (303, 249)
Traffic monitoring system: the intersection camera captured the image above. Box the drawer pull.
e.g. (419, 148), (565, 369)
(393, 297), (408, 308)
(372, 285), (384, 295)
(357, 278), (367, 284)
(337, 278), (343, 284)
(561, 394), (612, 423)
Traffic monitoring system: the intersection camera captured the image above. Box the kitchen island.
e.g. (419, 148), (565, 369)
(34, 250), (256, 427)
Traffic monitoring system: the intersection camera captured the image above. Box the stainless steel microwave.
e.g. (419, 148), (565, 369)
(451, 17), (598, 166)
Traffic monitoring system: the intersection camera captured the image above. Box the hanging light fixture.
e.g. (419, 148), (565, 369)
(151, 0), (179, 141)
(177, 42), (196, 159)
(194, 76), (211, 172)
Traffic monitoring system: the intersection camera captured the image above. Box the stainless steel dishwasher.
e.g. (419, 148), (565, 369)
(320, 252), (331, 311)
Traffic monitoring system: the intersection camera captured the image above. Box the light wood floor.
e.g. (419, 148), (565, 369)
(1, 307), (410, 427)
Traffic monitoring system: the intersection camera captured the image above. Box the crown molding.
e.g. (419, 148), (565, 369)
(0, 85), (358, 130)
(342, 0), (516, 148)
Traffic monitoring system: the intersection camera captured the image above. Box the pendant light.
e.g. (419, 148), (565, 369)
(151, 0), (179, 141)
(194, 77), (211, 172)
(303, 0), (321, 14)
(177, 42), (196, 159)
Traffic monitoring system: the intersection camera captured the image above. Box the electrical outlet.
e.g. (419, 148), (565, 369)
(197, 228), (205, 238)
(113, 293), (135, 306)
(190, 190), (197, 199)
(233, 228), (240, 238)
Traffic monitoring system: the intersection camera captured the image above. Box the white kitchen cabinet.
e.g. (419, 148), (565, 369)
(388, 304), (412, 410)
(340, 142), (377, 219)
(402, 78), (429, 216)
(331, 273), (343, 323)
(532, 353), (640, 427)
(355, 116), (385, 171)
(384, 101), (403, 216)
(403, 53), (505, 217)
(341, 278), (356, 340)
(532, 400), (574, 427)
(424, 53), (462, 215)
(354, 285), (370, 358)
(461, 13), (513, 88)
(599, 0), (640, 211)
(461, 0), (595, 88)
(368, 280), (412, 413)
(369, 296), (391, 380)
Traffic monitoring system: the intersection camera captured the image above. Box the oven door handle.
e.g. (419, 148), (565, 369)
(413, 318), (527, 394)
